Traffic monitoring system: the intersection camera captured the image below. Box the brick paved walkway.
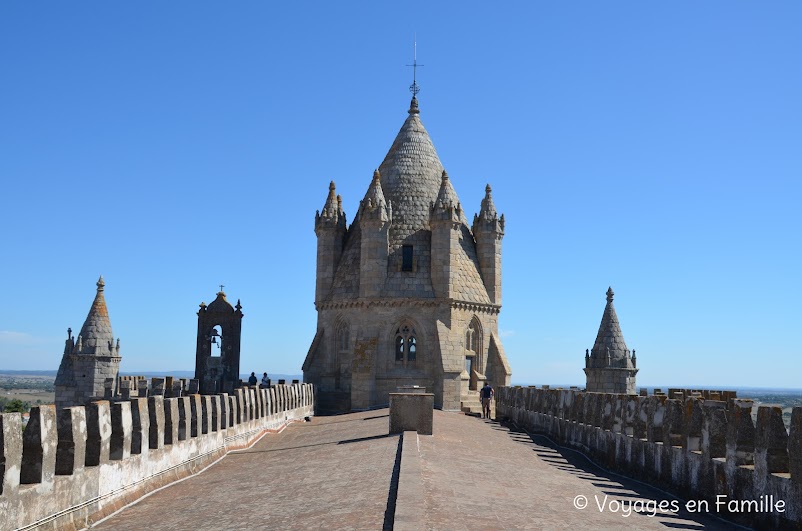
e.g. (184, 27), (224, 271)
(93, 410), (400, 530)
(415, 412), (737, 530)
(93, 409), (739, 530)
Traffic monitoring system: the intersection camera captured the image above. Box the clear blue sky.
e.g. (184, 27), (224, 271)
(1, 2), (800, 388)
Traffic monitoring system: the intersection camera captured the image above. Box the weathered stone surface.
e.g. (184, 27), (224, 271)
(790, 407), (802, 481)
(1, 413), (23, 497)
(189, 394), (201, 437)
(701, 401), (727, 457)
(110, 401), (132, 460)
(55, 406), (87, 475)
(85, 401), (111, 466)
(164, 398), (180, 445)
(20, 406), (57, 485)
(389, 393), (433, 435)
(177, 396), (189, 441)
(1, 384), (315, 531)
(755, 405), (789, 474)
(130, 397), (149, 455)
(727, 399), (756, 465)
(148, 396), (165, 450)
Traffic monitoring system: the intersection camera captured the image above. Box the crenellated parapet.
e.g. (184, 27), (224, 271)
(496, 386), (802, 528)
(0, 383), (315, 531)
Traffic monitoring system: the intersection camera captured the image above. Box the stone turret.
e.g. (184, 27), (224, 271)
(55, 276), (122, 409)
(314, 181), (347, 305)
(304, 94), (512, 413)
(473, 184), (504, 306)
(358, 169), (391, 298)
(583, 287), (638, 394)
(430, 170), (462, 299)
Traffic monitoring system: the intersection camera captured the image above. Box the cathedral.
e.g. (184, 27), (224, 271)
(303, 95), (511, 412)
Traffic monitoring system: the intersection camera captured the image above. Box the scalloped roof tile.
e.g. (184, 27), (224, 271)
(328, 98), (491, 305)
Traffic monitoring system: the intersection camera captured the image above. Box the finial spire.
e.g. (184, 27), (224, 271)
(606, 286), (614, 302)
(406, 35), (424, 98)
(97, 275), (105, 291)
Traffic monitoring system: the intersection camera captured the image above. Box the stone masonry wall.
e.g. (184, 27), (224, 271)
(496, 386), (802, 528)
(0, 383), (314, 531)
(310, 303), (508, 412)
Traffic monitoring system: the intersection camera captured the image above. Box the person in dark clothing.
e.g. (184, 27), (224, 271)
(480, 382), (494, 419)
(248, 372), (258, 386)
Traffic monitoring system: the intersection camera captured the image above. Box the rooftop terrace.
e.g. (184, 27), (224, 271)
(92, 410), (735, 530)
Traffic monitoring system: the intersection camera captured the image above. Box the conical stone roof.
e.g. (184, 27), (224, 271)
(328, 97), (491, 305)
(591, 287), (630, 360)
(432, 170), (466, 222)
(360, 170), (390, 222)
(377, 97), (445, 244)
(76, 276), (115, 356)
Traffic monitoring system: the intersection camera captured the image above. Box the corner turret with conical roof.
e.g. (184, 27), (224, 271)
(315, 181), (347, 305)
(583, 287), (638, 394)
(430, 170), (464, 300)
(358, 169), (392, 298)
(473, 184), (505, 305)
(304, 93), (512, 413)
(55, 276), (123, 409)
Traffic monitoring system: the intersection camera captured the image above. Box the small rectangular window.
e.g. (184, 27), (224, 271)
(402, 245), (414, 272)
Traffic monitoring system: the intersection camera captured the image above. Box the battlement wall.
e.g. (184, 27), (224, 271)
(0, 383), (314, 531)
(496, 386), (802, 528)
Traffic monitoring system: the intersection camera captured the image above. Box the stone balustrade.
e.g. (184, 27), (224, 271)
(496, 386), (802, 528)
(0, 383), (314, 531)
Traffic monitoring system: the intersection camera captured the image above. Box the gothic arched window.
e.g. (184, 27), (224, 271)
(465, 317), (483, 383)
(394, 324), (417, 365)
(407, 337), (416, 361)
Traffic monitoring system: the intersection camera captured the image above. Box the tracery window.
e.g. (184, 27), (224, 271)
(465, 317), (483, 372)
(395, 324), (417, 365)
(465, 317), (483, 390)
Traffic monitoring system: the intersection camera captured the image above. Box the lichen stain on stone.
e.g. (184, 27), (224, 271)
(352, 338), (377, 373)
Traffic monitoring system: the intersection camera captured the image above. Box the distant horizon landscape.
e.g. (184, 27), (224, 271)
(2, 369), (800, 393)
(0, 369), (304, 381)
(3, 370), (799, 429)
